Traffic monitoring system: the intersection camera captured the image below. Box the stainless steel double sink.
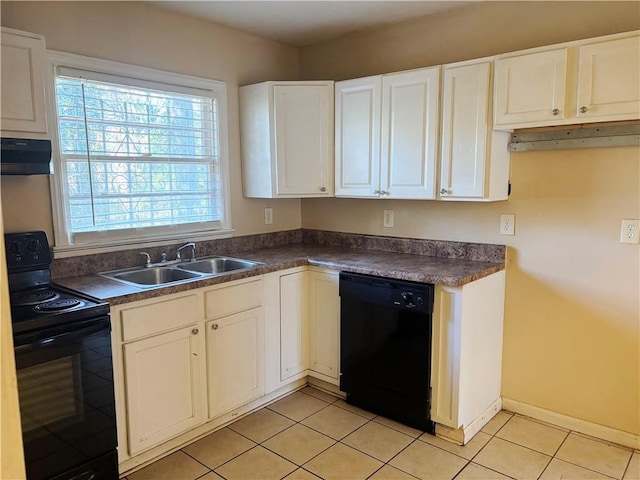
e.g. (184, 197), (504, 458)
(101, 257), (262, 288)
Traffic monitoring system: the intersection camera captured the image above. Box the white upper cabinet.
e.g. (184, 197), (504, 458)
(335, 76), (382, 197)
(381, 68), (440, 199)
(1, 28), (48, 136)
(576, 35), (640, 120)
(440, 61), (510, 201)
(494, 48), (568, 127)
(240, 81), (334, 198)
(494, 31), (639, 129)
(335, 67), (440, 199)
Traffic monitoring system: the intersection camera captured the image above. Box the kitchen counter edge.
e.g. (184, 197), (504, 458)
(54, 246), (505, 306)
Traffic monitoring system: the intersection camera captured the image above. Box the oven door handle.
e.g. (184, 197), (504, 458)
(14, 319), (110, 352)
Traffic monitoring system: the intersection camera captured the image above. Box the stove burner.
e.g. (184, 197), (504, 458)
(11, 289), (59, 306)
(33, 299), (84, 313)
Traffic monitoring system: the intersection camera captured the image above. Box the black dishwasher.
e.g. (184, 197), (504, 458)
(339, 272), (435, 433)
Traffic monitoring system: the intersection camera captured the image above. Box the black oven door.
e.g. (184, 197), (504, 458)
(13, 316), (118, 480)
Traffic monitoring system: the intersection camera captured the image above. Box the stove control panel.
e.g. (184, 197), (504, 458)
(4, 231), (52, 271)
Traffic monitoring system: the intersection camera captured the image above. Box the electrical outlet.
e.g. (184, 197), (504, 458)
(500, 214), (515, 235)
(383, 210), (394, 228)
(264, 207), (273, 225)
(620, 219), (640, 244)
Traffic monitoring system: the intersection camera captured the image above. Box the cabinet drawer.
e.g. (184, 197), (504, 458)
(205, 279), (263, 319)
(120, 294), (200, 341)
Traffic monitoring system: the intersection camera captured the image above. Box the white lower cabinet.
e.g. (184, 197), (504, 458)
(279, 270), (309, 382)
(264, 267), (308, 393)
(430, 270), (506, 444)
(206, 308), (264, 419)
(113, 278), (265, 460)
(123, 324), (206, 455)
(115, 293), (205, 457)
(264, 267), (341, 393)
(307, 269), (340, 384)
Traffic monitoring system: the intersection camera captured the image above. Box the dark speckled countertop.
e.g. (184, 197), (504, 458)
(55, 244), (505, 306)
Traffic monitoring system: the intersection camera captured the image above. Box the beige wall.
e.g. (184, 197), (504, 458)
(300, 1), (640, 81)
(0, 1), (302, 240)
(300, 2), (640, 435)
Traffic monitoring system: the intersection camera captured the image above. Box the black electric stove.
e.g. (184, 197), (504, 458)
(6, 231), (110, 334)
(6, 231), (118, 480)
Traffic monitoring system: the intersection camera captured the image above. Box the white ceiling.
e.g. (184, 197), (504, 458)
(150, 1), (476, 47)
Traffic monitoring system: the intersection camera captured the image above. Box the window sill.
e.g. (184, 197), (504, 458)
(52, 229), (234, 259)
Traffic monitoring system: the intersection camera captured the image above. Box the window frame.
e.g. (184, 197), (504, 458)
(47, 51), (233, 257)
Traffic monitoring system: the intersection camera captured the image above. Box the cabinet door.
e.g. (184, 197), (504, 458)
(335, 76), (382, 197)
(123, 325), (205, 455)
(440, 62), (491, 199)
(280, 271), (308, 381)
(1, 29), (47, 134)
(273, 85), (334, 196)
(207, 308), (264, 418)
(494, 49), (567, 128)
(308, 270), (339, 383)
(380, 67), (439, 199)
(577, 36), (640, 121)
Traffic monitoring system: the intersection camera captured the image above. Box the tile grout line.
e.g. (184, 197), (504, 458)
(620, 451), (634, 480)
(155, 390), (634, 480)
(549, 430), (628, 480)
(177, 448), (218, 479)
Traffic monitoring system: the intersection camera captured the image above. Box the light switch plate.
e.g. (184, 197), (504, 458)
(620, 219), (640, 244)
(500, 214), (515, 235)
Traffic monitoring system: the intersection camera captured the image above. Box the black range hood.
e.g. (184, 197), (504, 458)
(1, 138), (52, 175)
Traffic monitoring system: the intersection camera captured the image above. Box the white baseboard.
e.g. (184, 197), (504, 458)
(436, 398), (503, 446)
(502, 398), (640, 451)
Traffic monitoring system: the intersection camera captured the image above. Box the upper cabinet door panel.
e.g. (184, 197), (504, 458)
(440, 62), (491, 199)
(240, 81), (333, 198)
(381, 67), (439, 200)
(335, 76), (382, 197)
(577, 36), (640, 120)
(1, 29), (48, 134)
(274, 85), (334, 196)
(494, 48), (567, 128)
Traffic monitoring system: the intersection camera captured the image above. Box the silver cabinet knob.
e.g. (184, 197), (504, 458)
(320, 186), (326, 192)
(579, 106), (588, 114)
(192, 328), (199, 335)
(374, 189), (380, 195)
(212, 324), (219, 330)
(440, 188), (448, 195)
(552, 108), (560, 116)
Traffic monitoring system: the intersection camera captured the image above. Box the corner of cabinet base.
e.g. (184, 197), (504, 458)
(435, 397), (502, 446)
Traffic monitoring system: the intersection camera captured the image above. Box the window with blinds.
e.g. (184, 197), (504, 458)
(49, 53), (230, 252)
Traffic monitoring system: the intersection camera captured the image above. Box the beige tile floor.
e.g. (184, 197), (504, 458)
(126, 387), (640, 480)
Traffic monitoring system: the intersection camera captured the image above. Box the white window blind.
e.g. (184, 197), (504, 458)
(54, 73), (223, 241)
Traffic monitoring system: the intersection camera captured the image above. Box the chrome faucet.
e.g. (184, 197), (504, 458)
(140, 252), (152, 267)
(171, 242), (196, 261)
